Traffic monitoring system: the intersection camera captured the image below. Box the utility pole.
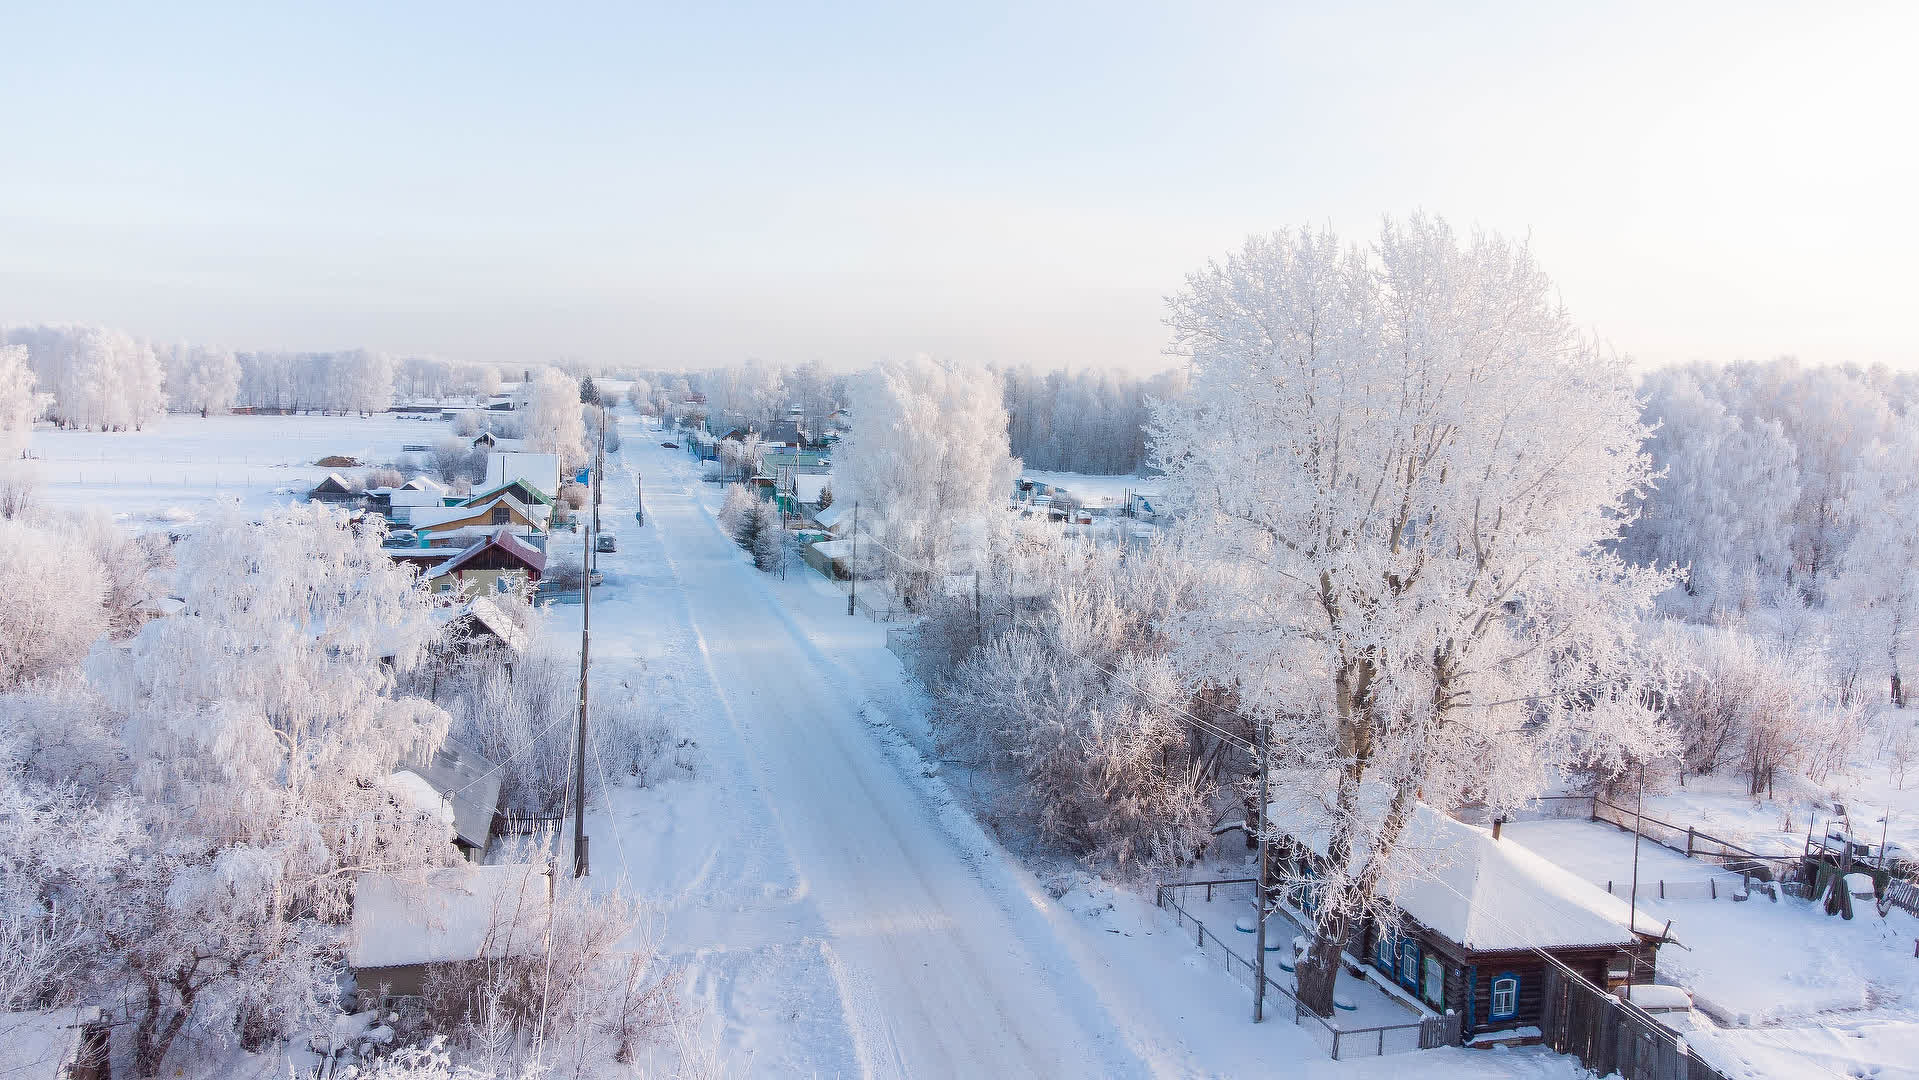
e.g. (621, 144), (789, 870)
(1628, 765), (1645, 935)
(1253, 715), (1271, 1022)
(574, 417), (606, 879)
(847, 500), (859, 616)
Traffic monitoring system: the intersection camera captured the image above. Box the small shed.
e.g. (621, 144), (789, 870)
(349, 864), (551, 1001)
(391, 736), (505, 861)
(803, 537), (854, 580)
(309, 472), (361, 503)
(1267, 786), (1667, 1039)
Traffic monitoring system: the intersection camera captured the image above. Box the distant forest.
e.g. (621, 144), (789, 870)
(1001, 366), (1187, 475)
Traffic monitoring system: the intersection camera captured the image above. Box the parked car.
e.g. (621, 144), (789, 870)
(596, 534), (618, 553)
(660, 441), (679, 449)
(384, 529), (418, 546)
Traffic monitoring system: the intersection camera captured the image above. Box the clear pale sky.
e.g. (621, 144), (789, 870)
(1, 2), (1913, 373)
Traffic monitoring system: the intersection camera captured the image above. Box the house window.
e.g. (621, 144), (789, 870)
(1398, 940), (1420, 992)
(1491, 974), (1519, 1021)
(1374, 929), (1395, 977)
(1422, 954), (1444, 1009)
(491, 506), (510, 524)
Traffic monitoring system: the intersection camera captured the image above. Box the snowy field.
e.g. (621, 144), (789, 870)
(1505, 817), (1919, 1078)
(23, 412), (456, 526)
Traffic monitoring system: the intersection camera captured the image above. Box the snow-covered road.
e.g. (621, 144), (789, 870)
(581, 437), (1143, 1079)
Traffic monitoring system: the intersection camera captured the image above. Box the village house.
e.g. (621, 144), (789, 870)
(423, 528), (547, 598)
(462, 478), (555, 524)
(348, 863), (550, 1003)
(411, 493), (544, 547)
(1267, 788), (1667, 1040)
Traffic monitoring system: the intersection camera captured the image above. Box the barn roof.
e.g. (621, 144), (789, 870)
(311, 472), (355, 495)
(1267, 780), (1663, 952)
(349, 864), (549, 969)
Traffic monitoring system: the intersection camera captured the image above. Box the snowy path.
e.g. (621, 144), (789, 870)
(582, 438), (1145, 1079)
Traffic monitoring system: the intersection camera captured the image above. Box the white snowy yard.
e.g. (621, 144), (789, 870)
(1505, 818), (1919, 1079)
(26, 411), (456, 524)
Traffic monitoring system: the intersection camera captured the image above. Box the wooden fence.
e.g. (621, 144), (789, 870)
(1538, 953), (1728, 1080)
(1154, 879), (1461, 1059)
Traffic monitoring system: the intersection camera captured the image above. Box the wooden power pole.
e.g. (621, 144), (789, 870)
(574, 415), (607, 878)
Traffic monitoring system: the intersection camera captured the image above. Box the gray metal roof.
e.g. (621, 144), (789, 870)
(398, 737), (503, 852)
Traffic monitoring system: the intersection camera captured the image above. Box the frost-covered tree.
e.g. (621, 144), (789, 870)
(1622, 367), (1800, 615)
(836, 356), (1020, 608)
(717, 483), (757, 540)
(89, 503), (454, 1073)
(4, 325), (164, 431)
(160, 343), (241, 417)
(0, 518), (107, 688)
(1835, 415), (1919, 707)
(524, 367), (587, 468)
(1152, 217), (1672, 1015)
(342, 348), (396, 415)
(0, 344), (47, 450)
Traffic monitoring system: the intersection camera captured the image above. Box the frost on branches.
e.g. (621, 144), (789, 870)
(835, 356), (1020, 609)
(83, 503), (456, 1074)
(522, 367), (588, 469)
(1152, 217), (1674, 1015)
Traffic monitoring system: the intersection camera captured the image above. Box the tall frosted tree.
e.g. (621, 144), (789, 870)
(161, 343), (242, 417)
(836, 356), (1021, 608)
(1835, 415), (1919, 706)
(1152, 217), (1672, 1015)
(89, 503), (453, 1073)
(525, 367), (588, 468)
(0, 344), (46, 450)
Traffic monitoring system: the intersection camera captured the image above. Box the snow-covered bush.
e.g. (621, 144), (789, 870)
(0, 517), (108, 688)
(417, 876), (681, 1073)
(933, 541), (1215, 874)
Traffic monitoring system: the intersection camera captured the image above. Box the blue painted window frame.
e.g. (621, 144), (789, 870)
(1490, 973), (1520, 1021)
(1373, 928), (1395, 976)
(1397, 939), (1421, 992)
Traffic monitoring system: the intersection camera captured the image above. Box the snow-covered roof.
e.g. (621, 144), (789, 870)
(814, 503), (847, 531)
(795, 474), (830, 504)
(312, 471), (355, 493)
(445, 595), (530, 654)
(349, 864), (549, 969)
(411, 494), (535, 531)
(429, 528), (547, 579)
(392, 736), (504, 851)
(809, 538), (852, 559)
(0, 1008), (103, 1080)
(401, 476), (447, 492)
(1267, 782), (1663, 952)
